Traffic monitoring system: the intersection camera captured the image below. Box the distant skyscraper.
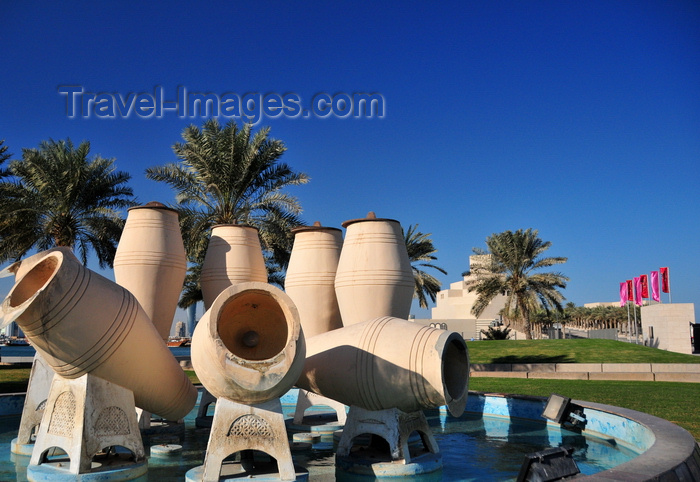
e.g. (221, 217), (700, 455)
(174, 321), (186, 337)
(3, 322), (23, 338)
(187, 304), (197, 336)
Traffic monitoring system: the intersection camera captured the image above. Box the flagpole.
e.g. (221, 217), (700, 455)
(668, 272), (672, 304)
(626, 301), (631, 343)
(632, 303), (638, 344)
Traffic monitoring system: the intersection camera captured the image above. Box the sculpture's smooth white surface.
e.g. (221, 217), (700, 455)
(114, 202), (187, 341)
(200, 224), (267, 310)
(335, 212), (414, 326)
(285, 222), (344, 337)
(296, 316), (469, 416)
(1, 249), (197, 420)
(191, 281), (306, 405)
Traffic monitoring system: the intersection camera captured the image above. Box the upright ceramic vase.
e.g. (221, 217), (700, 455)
(285, 222), (344, 337)
(296, 316), (470, 416)
(200, 224), (267, 310)
(191, 282), (306, 405)
(114, 202), (187, 341)
(0, 249), (197, 421)
(334, 212), (414, 326)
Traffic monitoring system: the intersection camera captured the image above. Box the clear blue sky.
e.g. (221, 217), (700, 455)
(1, 1), (698, 323)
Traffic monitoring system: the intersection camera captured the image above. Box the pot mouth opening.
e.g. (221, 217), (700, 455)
(341, 211), (401, 228)
(216, 289), (290, 362)
(128, 201), (178, 213)
(442, 334), (470, 416)
(291, 225), (342, 235)
(8, 254), (62, 308)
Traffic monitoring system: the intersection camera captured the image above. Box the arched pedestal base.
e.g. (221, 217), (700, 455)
(336, 451), (442, 479)
(11, 353), (54, 456)
(335, 406), (443, 478)
(195, 389), (217, 429)
(196, 397), (299, 481)
(293, 390), (347, 425)
(11, 438), (37, 456)
(140, 415), (186, 447)
(27, 373), (146, 480)
(27, 457), (147, 482)
(186, 461), (309, 482)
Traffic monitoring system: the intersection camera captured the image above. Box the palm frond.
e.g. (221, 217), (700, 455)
(0, 138), (136, 267)
(404, 224), (447, 309)
(146, 119), (309, 294)
(465, 228), (567, 338)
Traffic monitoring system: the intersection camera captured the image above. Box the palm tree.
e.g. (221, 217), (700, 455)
(404, 224), (447, 309)
(464, 228), (568, 339)
(177, 263), (203, 311)
(0, 139), (136, 267)
(481, 324), (512, 340)
(0, 139), (11, 178)
(146, 119), (309, 308)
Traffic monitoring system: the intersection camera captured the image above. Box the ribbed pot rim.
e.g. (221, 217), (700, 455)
(3, 251), (65, 313)
(127, 201), (179, 213)
(291, 224), (342, 235)
(341, 212), (400, 228)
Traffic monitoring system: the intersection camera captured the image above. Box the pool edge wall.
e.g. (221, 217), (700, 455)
(464, 391), (700, 481)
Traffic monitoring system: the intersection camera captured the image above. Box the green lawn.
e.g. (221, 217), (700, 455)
(469, 377), (700, 440)
(185, 370), (199, 386)
(2, 339), (698, 440)
(0, 365), (31, 394)
(0, 366), (201, 394)
(466, 339), (700, 364)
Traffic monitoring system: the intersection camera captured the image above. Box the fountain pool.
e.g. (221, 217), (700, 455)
(0, 388), (697, 481)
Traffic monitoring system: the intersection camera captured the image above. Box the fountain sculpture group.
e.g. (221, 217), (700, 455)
(0, 204), (470, 481)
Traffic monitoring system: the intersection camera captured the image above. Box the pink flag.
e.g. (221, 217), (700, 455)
(626, 280), (633, 302)
(660, 267), (670, 293)
(634, 277), (642, 306)
(619, 282), (628, 307)
(640, 274), (649, 298)
(650, 271), (660, 302)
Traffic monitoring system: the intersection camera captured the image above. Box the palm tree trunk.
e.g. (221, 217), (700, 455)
(519, 300), (532, 340)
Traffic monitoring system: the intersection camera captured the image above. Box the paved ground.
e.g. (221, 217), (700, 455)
(470, 362), (700, 382)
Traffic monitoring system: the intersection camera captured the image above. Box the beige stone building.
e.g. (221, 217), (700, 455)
(412, 255), (512, 340)
(641, 303), (696, 355)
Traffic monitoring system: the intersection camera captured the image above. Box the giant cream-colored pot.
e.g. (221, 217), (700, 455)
(296, 316), (469, 416)
(191, 282), (305, 405)
(114, 202), (187, 341)
(0, 249), (197, 421)
(334, 212), (414, 326)
(200, 224), (267, 310)
(285, 222), (344, 337)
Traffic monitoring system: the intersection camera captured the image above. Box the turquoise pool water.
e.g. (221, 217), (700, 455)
(433, 412), (638, 481)
(0, 392), (640, 481)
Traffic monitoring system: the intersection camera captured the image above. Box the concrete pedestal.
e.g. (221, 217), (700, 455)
(150, 443), (183, 457)
(12, 353), (55, 455)
(293, 390), (347, 425)
(335, 406), (442, 477)
(137, 407), (186, 447)
(192, 397), (303, 481)
(195, 388), (217, 428)
(186, 461), (309, 482)
(26, 373), (146, 481)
